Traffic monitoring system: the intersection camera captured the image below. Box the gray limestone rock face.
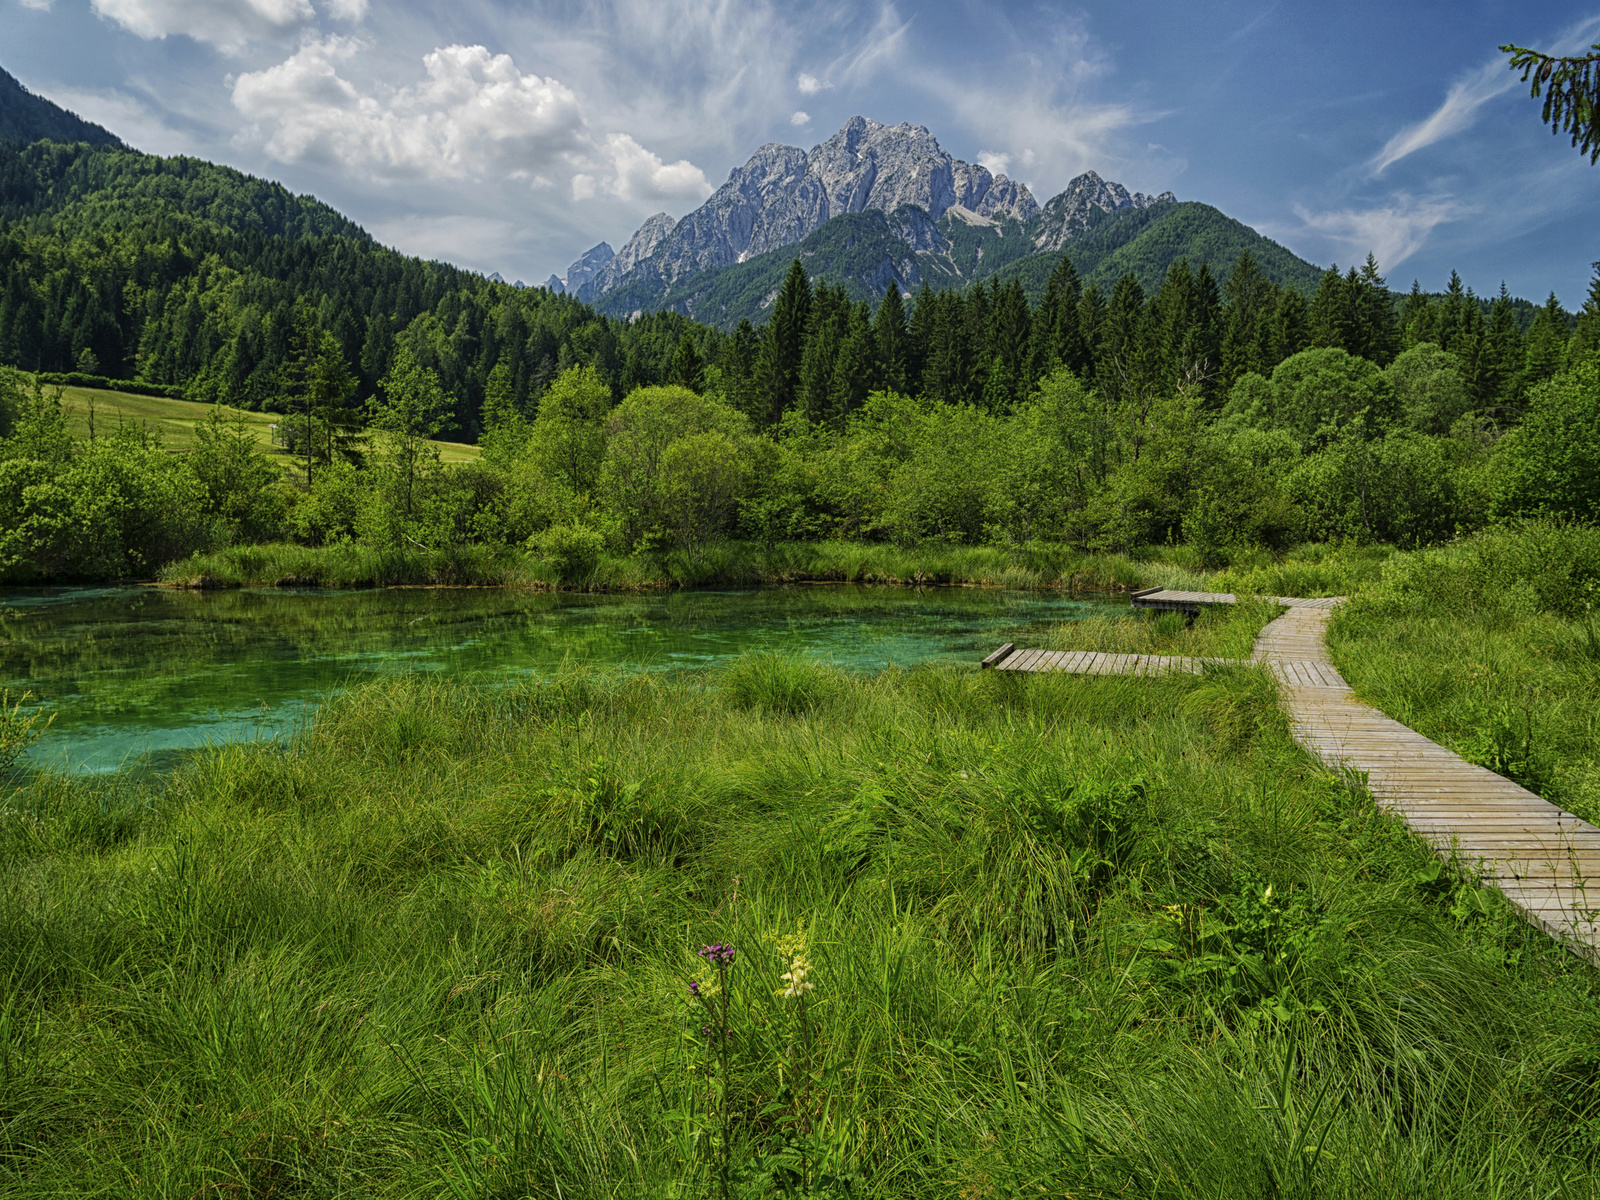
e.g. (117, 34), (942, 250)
(1032, 170), (1176, 252)
(588, 116), (1044, 298)
(543, 275), (564, 294)
(565, 117), (1166, 307)
(563, 242), (615, 299)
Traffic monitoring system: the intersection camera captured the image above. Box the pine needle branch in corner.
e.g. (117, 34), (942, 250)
(1501, 40), (1600, 163)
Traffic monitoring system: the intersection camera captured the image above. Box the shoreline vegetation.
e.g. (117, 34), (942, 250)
(151, 538), (1389, 596)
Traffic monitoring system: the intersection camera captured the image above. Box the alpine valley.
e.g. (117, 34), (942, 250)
(550, 115), (1325, 328)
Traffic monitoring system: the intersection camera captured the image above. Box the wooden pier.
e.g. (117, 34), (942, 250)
(984, 596), (1600, 963)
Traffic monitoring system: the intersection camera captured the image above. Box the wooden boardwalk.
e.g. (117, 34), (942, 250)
(984, 598), (1600, 962)
(1131, 587), (1344, 613)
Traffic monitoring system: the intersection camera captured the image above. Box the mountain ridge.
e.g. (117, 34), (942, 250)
(546, 115), (1233, 325)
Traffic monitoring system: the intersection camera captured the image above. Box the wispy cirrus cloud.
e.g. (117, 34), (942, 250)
(1369, 13), (1600, 175)
(1291, 195), (1470, 268)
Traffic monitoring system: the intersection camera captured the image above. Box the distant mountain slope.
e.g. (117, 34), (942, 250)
(565, 113), (1327, 327)
(0, 139), (368, 242)
(592, 199), (1326, 328)
(0, 67), (123, 148)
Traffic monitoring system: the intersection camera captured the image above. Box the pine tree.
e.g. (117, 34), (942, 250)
(1400, 280), (1434, 349)
(906, 283), (935, 395)
(1269, 288), (1309, 364)
(1077, 284), (1107, 386)
(1355, 254), (1398, 365)
(755, 259), (812, 425)
(1436, 271), (1468, 355)
(988, 279), (1031, 410)
(1569, 261), (1600, 366)
(1221, 251), (1273, 386)
(1100, 274), (1146, 401)
(1483, 283), (1525, 411)
(1524, 292), (1570, 387)
(799, 284), (846, 422)
(829, 303), (873, 422)
(872, 281), (908, 393)
(1310, 266), (1357, 353)
(669, 335), (705, 392)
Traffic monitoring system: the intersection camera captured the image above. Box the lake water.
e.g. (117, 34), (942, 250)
(0, 584), (1128, 775)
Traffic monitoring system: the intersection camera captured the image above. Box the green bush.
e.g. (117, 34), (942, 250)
(533, 522), (606, 584)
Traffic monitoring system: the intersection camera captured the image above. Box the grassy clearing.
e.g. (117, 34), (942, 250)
(4, 655), (1599, 1196)
(51, 385), (482, 463)
(1329, 519), (1600, 825)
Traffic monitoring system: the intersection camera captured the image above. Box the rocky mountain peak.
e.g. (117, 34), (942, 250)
(1033, 170), (1176, 252)
(558, 116), (1168, 307)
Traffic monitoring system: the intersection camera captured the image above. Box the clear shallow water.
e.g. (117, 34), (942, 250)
(1, 583), (1128, 774)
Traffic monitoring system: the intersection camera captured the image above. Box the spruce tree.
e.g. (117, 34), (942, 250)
(829, 304), (873, 422)
(872, 281), (908, 393)
(754, 259), (812, 425)
(1221, 251), (1273, 386)
(1524, 292), (1570, 387)
(1569, 261), (1600, 366)
(1355, 254), (1399, 366)
(1077, 284), (1107, 386)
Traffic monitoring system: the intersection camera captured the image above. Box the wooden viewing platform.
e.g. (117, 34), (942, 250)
(984, 596), (1600, 963)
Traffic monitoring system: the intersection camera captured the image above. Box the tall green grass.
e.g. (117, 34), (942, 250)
(1330, 519), (1600, 822)
(3, 652), (1597, 1196)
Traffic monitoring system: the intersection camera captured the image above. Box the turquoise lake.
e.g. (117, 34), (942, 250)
(0, 584), (1129, 774)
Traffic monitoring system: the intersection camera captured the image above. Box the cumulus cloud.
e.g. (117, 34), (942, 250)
(17, 0), (53, 12)
(796, 73), (828, 94)
(234, 39), (710, 204)
(322, 0), (365, 19)
(1293, 195), (1469, 267)
(91, 0), (312, 53)
(595, 132), (711, 202)
(790, 110), (810, 126)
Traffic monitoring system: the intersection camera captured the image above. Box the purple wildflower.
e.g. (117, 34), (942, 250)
(688, 980), (701, 1000)
(698, 942), (735, 966)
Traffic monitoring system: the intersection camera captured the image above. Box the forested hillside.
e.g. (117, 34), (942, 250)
(0, 139), (703, 439)
(0, 67), (121, 148)
(593, 199), (1328, 328)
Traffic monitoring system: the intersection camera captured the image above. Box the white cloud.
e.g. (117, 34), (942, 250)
(595, 132), (711, 202)
(977, 150), (1010, 176)
(322, 0), (365, 19)
(17, 0), (52, 11)
(234, 39), (710, 205)
(1292, 195), (1469, 267)
(91, 0), (312, 53)
(367, 214), (518, 270)
(796, 73), (828, 95)
(1369, 14), (1600, 175)
(1367, 62), (1512, 176)
(234, 40), (588, 178)
(790, 110), (810, 127)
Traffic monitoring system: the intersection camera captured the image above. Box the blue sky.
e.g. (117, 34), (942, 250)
(4, 0), (1598, 304)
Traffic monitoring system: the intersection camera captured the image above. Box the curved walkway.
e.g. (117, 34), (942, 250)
(985, 597), (1600, 962)
(1254, 604), (1600, 964)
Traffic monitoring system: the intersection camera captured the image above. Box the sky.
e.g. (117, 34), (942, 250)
(3, 0), (1598, 305)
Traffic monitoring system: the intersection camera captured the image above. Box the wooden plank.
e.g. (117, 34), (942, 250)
(980, 642), (1016, 669)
